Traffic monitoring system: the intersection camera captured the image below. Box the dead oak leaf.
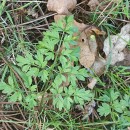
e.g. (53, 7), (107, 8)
(47, 0), (77, 14)
(79, 26), (105, 69)
(79, 42), (95, 68)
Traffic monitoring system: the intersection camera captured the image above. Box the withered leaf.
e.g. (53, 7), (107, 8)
(103, 24), (130, 65)
(47, 0), (77, 14)
(91, 56), (106, 76)
(88, 0), (99, 11)
(88, 78), (97, 89)
(79, 42), (95, 68)
(116, 48), (130, 66)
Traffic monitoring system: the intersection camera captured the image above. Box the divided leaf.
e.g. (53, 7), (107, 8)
(97, 103), (111, 116)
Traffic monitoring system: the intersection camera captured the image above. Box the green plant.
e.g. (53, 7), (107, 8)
(0, 15), (93, 111)
(97, 89), (130, 117)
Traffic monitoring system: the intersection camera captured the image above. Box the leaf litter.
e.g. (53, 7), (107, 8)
(47, 0), (77, 14)
(103, 24), (130, 65)
(48, 0), (130, 89)
(46, 0), (130, 119)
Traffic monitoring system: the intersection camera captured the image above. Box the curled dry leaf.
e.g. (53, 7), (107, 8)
(88, 78), (97, 89)
(79, 26), (105, 69)
(103, 24), (130, 65)
(88, 56), (106, 89)
(91, 56), (106, 76)
(116, 48), (130, 66)
(79, 26), (106, 89)
(87, 0), (99, 11)
(47, 0), (77, 14)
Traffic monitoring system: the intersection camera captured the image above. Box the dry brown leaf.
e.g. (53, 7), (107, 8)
(88, 0), (99, 11)
(120, 23), (130, 35)
(74, 20), (88, 32)
(78, 31), (95, 68)
(47, 0), (77, 14)
(88, 78), (97, 89)
(91, 27), (106, 35)
(87, 57), (106, 89)
(79, 26), (105, 69)
(116, 48), (130, 66)
(87, 0), (117, 11)
(91, 56), (106, 76)
(54, 15), (65, 21)
(79, 43), (95, 68)
(103, 24), (130, 65)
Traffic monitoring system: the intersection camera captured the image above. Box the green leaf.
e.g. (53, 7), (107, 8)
(78, 68), (88, 77)
(8, 76), (14, 86)
(2, 85), (13, 95)
(123, 94), (130, 107)
(22, 65), (30, 72)
(54, 94), (64, 111)
(110, 89), (120, 101)
(30, 85), (37, 92)
(65, 85), (75, 96)
(9, 92), (19, 102)
(74, 96), (84, 105)
(53, 75), (63, 87)
(60, 74), (66, 82)
(120, 99), (128, 110)
(62, 49), (72, 57)
(11, 66), (31, 87)
(113, 100), (123, 113)
(99, 95), (110, 102)
(76, 74), (85, 81)
(97, 103), (111, 116)
(50, 88), (57, 95)
(64, 97), (73, 110)
(60, 55), (67, 66)
(0, 82), (8, 90)
(68, 75), (77, 86)
(27, 67), (39, 77)
(39, 70), (48, 83)
(45, 52), (54, 60)
(16, 55), (29, 67)
(25, 94), (37, 108)
(66, 15), (74, 24)
(26, 52), (34, 64)
(0, 77), (15, 95)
